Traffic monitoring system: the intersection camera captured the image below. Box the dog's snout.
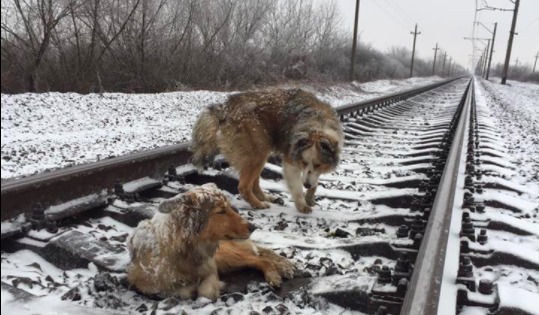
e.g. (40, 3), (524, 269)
(248, 223), (258, 233)
(303, 182), (312, 189)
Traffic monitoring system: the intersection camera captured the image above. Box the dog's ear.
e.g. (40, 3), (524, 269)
(319, 137), (339, 167)
(162, 186), (225, 240)
(176, 204), (209, 240)
(158, 193), (192, 213)
(291, 133), (312, 161)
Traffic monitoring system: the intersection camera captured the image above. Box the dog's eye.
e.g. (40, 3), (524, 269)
(216, 209), (227, 215)
(313, 163), (321, 169)
(319, 140), (333, 153)
(301, 161), (308, 167)
(297, 138), (310, 148)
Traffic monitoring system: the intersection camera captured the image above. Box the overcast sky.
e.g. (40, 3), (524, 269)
(336, 0), (538, 72)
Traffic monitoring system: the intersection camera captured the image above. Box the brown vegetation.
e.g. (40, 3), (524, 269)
(2, 0), (464, 94)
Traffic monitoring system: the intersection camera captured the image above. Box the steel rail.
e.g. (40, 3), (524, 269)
(1, 78), (461, 221)
(400, 78), (473, 315)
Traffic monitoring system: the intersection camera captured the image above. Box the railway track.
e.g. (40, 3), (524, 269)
(1, 77), (537, 315)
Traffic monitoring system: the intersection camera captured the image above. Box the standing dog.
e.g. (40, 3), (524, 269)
(127, 184), (294, 300)
(191, 89), (344, 213)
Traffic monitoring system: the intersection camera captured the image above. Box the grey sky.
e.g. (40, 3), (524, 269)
(336, 0), (538, 71)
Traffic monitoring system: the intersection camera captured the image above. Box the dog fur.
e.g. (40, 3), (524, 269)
(126, 184), (294, 300)
(191, 89), (344, 213)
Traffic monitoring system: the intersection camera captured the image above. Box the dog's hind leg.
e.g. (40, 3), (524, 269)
(253, 177), (282, 205)
(238, 161), (270, 209)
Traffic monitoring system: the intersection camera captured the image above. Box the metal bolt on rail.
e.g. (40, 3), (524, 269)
(378, 265), (392, 284)
(30, 202), (45, 230)
(396, 225), (409, 238)
(457, 255), (476, 291)
(461, 240), (470, 254)
(413, 233), (423, 249)
(460, 217), (476, 241)
(478, 279), (494, 295)
(396, 278), (409, 297)
(477, 229), (488, 245)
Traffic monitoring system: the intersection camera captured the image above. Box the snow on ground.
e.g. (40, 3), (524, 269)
(475, 78), (539, 206)
(1, 76), (441, 180)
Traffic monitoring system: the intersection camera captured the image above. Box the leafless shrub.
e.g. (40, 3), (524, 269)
(1, 0), (454, 93)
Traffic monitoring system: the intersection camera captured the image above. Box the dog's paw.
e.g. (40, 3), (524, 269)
(198, 284), (221, 301)
(277, 262), (295, 279)
(264, 270), (283, 288)
(297, 205), (312, 213)
(268, 196), (284, 206)
(176, 285), (197, 300)
(252, 201), (271, 209)
(305, 196), (316, 207)
(198, 274), (222, 301)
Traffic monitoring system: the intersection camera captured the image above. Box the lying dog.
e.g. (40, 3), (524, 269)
(191, 89), (344, 213)
(127, 184), (294, 300)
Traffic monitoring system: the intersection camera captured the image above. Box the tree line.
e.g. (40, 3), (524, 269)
(2, 0), (464, 94)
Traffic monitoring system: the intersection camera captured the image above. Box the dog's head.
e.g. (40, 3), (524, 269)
(158, 183), (255, 242)
(291, 130), (342, 189)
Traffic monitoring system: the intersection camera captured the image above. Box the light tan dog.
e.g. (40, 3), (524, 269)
(191, 89), (344, 213)
(126, 184), (294, 300)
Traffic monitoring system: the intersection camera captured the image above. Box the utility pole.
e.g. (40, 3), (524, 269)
(477, 55), (483, 75)
(501, 0), (520, 85)
(486, 23), (497, 80)
(482, 39), (490, 78)
(349, 0), (361, 81)
(447, 57), (452, 76)
(410, 24), (421, 78)
(442, 52), (447, 76)
(533, 52), (538, 73)
(432, 43), (440, 75)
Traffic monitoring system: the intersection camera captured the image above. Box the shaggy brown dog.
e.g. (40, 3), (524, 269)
(126, 184), (294, 300)
(191, 89), (344, 213)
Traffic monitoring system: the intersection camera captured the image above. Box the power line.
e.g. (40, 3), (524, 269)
(381, 0), (415, 26)
(370, 0), (412, 30)
(519, 16), (539, 32)
(386, 0), (416, 24)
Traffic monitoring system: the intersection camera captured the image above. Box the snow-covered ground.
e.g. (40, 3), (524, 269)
(1, 76), (442, 180)
(475, 78), (538, 200)
(456, 78), (538, 315)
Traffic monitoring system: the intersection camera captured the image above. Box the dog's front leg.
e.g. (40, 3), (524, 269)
(305, 186), (317, 207)
(197, 272), (223, 301)
(283, 162), (311, 213)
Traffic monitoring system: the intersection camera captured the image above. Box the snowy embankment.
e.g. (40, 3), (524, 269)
(1, 77), (441, 180)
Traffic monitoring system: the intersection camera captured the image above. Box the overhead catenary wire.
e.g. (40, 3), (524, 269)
(370, 0), (413, 30)
(381, 0), (416, 26)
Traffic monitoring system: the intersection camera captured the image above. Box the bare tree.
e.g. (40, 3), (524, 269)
(2, 0), (76, 91)
(1, 0), (444, 93)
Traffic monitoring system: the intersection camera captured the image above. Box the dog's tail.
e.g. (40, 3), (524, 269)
(191, 105), (221, 171)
